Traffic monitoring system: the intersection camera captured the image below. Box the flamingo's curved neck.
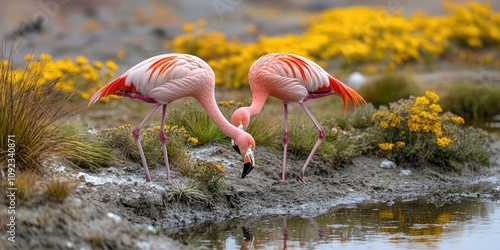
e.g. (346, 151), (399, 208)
(247, 92), (268, 117)
(196, 91), (243, 139)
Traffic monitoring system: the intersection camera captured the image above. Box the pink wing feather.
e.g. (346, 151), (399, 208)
(263, 53), (366, 113)
(88, 54), (212, 106)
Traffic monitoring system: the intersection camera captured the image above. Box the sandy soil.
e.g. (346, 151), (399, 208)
(2, 138), (499, 249)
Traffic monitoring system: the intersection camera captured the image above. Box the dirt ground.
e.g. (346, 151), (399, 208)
(2, 137), (499, 249)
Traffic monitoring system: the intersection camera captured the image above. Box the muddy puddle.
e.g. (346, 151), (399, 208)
(169, 197), (500, 249)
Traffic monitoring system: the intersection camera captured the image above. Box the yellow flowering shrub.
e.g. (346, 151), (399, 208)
(171, 3), (499, 89)
(1, 54), (118, 102)
(371, 91), (490, 168)
(189, 159), (226, 192)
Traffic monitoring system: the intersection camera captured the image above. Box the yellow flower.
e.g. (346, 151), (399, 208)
(429, 104), (442, 113)
(415, 96), (430, 106)
(396, 141), (405, 148)
(24, 54), (35, 61)
(93, 61), (103, 69)
(218, 100), (229, 106)
(378, 143), (394, 151)
(436, 137), (452, 148)
(106, 60), (118, 71)
(76, 56), (88, 65)
(425, 91), (440, 103)
(215, 164), (225, 173)
(39, 53), (52, 62)
(451, 116), (464, 125)
(408, 115), (421, 132)
(380, 121), (389, 128)
(80, 92), (90, 100)
(183, 23), (194, 32)
(389, 112), (401, 127)
(372, 111), (387, 119)
(188, 137), (199, 144)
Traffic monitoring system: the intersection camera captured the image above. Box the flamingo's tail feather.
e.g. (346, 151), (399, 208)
(328, 75), (366, 114)
(88, 75), (134, 106)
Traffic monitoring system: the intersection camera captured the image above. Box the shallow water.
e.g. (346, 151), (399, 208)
(169, 198), (500, 250)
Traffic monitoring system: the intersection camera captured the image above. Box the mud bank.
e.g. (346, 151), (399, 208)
(2, 139), (499, 249)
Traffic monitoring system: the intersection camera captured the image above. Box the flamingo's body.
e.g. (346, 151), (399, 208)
(89, 53), (256, 182)
(231, 53), (365, 181)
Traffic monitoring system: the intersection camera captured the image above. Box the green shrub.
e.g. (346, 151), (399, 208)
(371, 91), (490, 169)
(167, 101), (226, 145)
(97, 124), (196, 169)
(164, 180), (207, 204)
(0, 49), (71, 171)
(358, 73), (423, 107)
(178, 159), (226, 193)
(440, 83), (500, 120)
(59, 123), (114, 171)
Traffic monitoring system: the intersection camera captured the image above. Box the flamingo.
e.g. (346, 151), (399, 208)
(231, 53), (366, 182)
(89, 53), (256, 182)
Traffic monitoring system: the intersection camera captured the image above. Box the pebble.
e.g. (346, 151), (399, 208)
(380, 159), (397, 169)
(399, 169), (412, 176)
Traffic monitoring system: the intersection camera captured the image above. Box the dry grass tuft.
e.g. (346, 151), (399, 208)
(45, 178), (80, 201)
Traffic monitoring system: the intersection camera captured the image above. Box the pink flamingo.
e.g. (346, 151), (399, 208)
(89, 53), (256, 182)
(231, 53), (366, 182)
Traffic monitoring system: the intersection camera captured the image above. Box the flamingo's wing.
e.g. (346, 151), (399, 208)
(272, 53), (366, 112)
(273, 54), (330, 93)
(89, 54), (210, 105)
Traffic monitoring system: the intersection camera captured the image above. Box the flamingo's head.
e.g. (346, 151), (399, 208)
(231, 107), (251, 130)
(232, 131), (256, 178)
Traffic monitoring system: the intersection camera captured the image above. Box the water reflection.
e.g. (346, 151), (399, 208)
(168, 198), (500, 249)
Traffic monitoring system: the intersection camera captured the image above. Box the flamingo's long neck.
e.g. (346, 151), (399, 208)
(196, 91), (245, 140)
(247, 94), (267, 117)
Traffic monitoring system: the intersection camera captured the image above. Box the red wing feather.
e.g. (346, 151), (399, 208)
(147, 56), (177, 84)
(326, 75), (366, 113)
(279, 55), (311, 81)
(88, 75), (137, 106)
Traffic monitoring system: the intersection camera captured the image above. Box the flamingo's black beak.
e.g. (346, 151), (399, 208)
(241, 146), (254, 178)
(232, 139), (240, 154)
(231, 123), (244, 154)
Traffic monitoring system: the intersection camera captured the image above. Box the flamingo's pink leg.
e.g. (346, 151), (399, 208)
(282, 103), (290, 181)
(159, 104), (171, 180)
(298, 102), (325, 182)
(132, 103), (161, 182)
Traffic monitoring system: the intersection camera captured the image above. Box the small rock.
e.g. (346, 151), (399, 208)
(107, 212), (122, 223)
(399, 169), (412, 176)
(380, 159), (397, 169)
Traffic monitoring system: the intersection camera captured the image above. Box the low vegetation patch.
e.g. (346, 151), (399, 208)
(97, 124), (197, 169)
(164, 180), (207, 204)
(358, 73), (423, 108)
(441, 83), (500, 120)
(371, 91), (490, 169)
(45, 178), (80, 201)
